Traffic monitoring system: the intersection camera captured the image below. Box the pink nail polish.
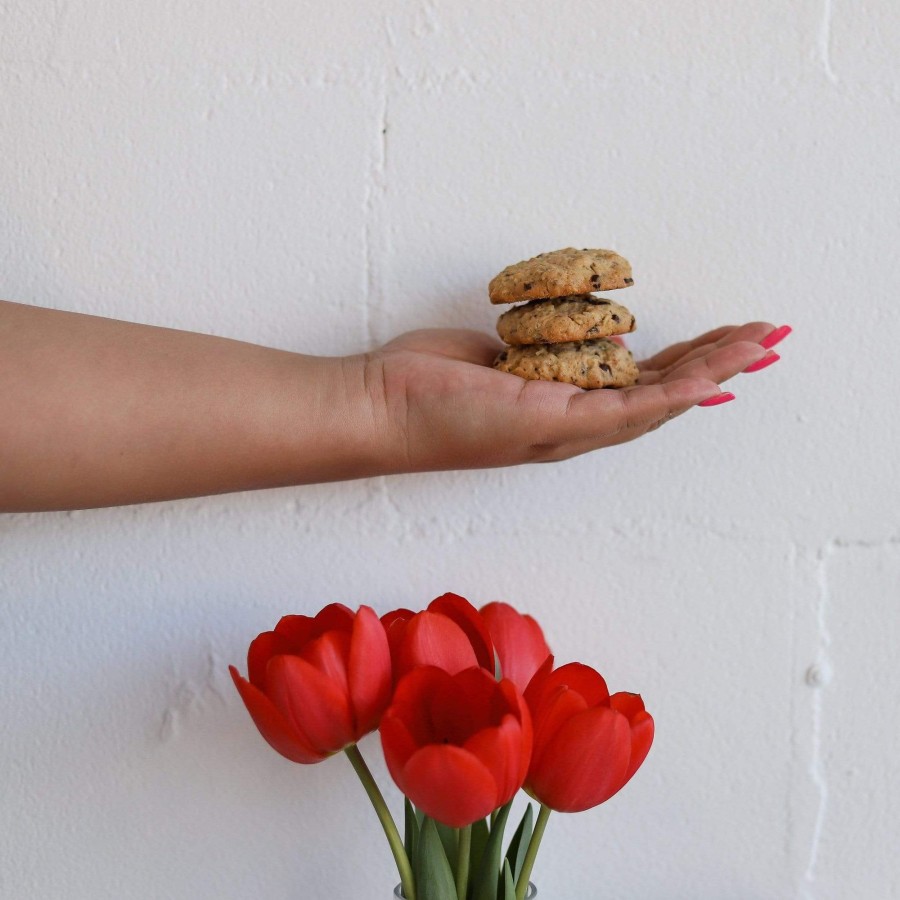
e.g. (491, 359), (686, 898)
(743, 352), (780, 373)
(760, 325), (792, 350)
(698, 392), (735, 407)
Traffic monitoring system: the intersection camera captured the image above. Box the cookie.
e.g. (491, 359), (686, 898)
(489, 248), (633, 305)
(493, 339), (639, 389)
(496, 295), (636, 346)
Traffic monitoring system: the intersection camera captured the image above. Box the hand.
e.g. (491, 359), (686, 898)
(365, 323), (783, 472)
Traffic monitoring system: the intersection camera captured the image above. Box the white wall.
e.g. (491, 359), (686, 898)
(2, 2), (897, 897)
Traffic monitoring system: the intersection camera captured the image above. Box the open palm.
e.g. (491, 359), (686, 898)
(367, 323), (777, 472)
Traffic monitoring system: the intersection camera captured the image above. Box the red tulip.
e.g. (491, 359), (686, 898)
(230, 603), (392, 763)
(479, 601), (551, 692)
(380, 666), (532, 827)
(384, 592), (495, 682)
(524, 661), (653, 812)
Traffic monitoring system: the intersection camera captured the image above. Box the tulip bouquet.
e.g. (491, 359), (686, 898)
(230, 593), (653, 900)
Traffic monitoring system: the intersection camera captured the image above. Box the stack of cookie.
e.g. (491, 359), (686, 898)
(490, 247), (639, 390)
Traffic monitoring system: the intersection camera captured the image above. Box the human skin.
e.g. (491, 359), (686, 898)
(0, 299), (777, 512)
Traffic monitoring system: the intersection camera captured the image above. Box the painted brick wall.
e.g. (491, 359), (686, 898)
(2, 2), (896, 897)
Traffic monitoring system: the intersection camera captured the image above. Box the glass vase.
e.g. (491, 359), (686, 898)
(394, 885), (536, 898)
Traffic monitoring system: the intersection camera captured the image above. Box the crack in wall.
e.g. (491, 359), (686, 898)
(412, 0), (439, 38)
(796, 534), (900, 896)
(802, 542), (834, 895)
(359, 4), (391, 350)
(783, 540), (801, 870)
(361, 74), (388, 351)
(818, 0), (839, 85)
(158, 652), (227, 743)
(360, 61), (401, 526)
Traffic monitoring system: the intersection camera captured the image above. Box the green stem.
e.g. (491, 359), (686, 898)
(344, 745), (416, 900)
(455, 823), (471, 900)
(515, 804), (551, 900)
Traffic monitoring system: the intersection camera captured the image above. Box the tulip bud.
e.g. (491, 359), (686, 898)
(383, 593), (495, 683)
(524, 662), (653, 812)
(230, 603), (392, 763)
(380, 666), (532, 827)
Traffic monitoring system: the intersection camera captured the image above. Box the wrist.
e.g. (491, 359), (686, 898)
(276, 350), (395, 486)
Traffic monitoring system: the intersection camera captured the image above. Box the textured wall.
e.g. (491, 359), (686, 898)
(1, 2), (897, 898)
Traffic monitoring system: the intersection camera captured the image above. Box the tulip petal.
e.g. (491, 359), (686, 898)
(397, 611), (480, 678)
(527, 662), (610, 711)
(609, 693), (654, 785)
(526, 655), (555, 690)
(625, 711), (654, 784)
(527, 706), (631, 813)
(480, 602), (551, 692)
(247, 631), (294, 690)
(381, 610), (413, 679)
(498, 679), (533, 785)
(380, 713), (422, 783)
(348, 606), (392, 734)
(528, 684), (589, 774)
(273, 614), (316, 651)
(429, 666), (498, 743)
(311, 603), (356, 638)
(267, 655), (354, 753)
(428, 593), (495, 672)
(463, 713), (529, 807)
(229, 667), (325, 764)
(382, 666), (450, 745)
(400, 744), (499, 827)
(382, 609), (415, 631)
(609, 691), (645, 721)
(274, 603), (354, 651)
(301, 631), (351, 695)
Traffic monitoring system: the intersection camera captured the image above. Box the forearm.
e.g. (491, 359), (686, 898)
(0, 301), (387, 512)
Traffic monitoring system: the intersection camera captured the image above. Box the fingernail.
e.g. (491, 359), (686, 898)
(698, 392), (735, 407)
(760, 325), (792, 350)
(743, 351), (780, 373)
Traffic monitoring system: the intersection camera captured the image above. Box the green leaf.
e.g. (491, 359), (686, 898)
(416, 818), (458, 900)
(434, 819), (459, 878)
(504, 804), (533, 883)
(405, 798), (420, 865)
(468, 817), (490, 888)
(501, 860), (517, 900)
(471, 801), (512, 900)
